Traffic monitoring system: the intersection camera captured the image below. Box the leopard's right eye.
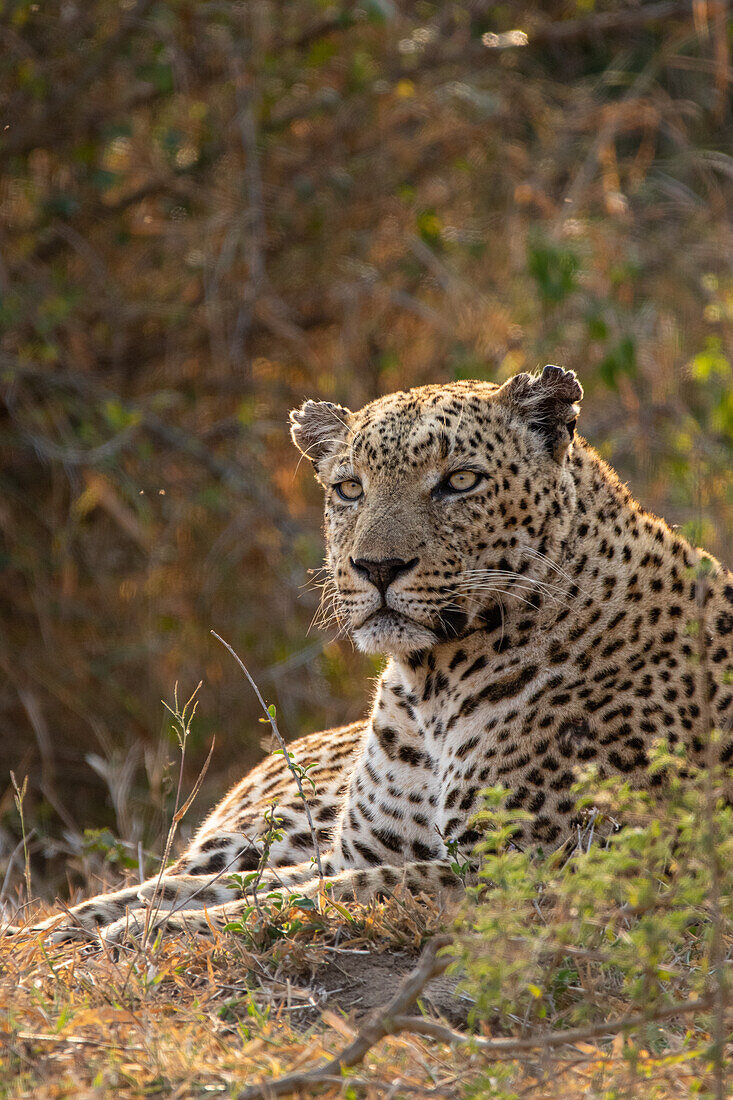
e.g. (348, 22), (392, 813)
(334, 479), (363, 502)
(446, 469), (482, 493)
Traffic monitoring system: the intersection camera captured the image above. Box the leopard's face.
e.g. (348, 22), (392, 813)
(291, 371), (582, 657)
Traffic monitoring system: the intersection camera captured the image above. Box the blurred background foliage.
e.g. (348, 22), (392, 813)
(0, 0), (732, 897)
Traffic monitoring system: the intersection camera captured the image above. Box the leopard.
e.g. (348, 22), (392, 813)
(18, 365), (733, 944)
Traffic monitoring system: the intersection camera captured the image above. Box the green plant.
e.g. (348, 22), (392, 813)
(458, 737), (732, 1089)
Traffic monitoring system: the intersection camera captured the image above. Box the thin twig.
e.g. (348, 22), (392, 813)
(9, 772), (31, 906)
(0, 830), (37, 906)
(16, 1032), (146, 1053)
(236, 934), (454, 1100)
(212, 631), (324, 880)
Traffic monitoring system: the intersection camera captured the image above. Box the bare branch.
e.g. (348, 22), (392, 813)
(389, 989), (720, 1056)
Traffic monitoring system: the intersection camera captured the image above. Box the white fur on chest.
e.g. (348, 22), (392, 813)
(354, 644), (555, 848)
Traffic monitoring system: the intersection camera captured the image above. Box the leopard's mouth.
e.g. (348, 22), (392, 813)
(352, 606), (439, 656)
(362, 607), (418, 627)
(354, 601), (472, 647)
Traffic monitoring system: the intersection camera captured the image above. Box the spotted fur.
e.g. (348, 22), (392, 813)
(30, 369), (733, 943)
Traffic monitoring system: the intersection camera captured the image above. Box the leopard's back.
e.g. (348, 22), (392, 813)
(174, 721), (366, 874)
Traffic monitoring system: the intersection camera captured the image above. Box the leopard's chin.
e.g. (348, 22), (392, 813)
(352, 608), (438, 656)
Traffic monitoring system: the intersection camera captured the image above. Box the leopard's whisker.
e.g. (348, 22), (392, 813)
(451, 583), (552, 613)
(452, 580), (568, 608)
(519, 545), (577, 585)
(453, 570), (572, 601)
(454, 575), (568, 598)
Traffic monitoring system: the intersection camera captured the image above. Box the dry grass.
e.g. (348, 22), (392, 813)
(1, 890), (444, 1099)
(2, 886), (731, 1099)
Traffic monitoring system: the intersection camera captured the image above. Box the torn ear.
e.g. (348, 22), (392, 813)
(289, 399), (352, 467)
(498, 364), (583, 462)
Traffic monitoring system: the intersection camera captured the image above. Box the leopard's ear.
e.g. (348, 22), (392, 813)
(497, 365), (583, 463)
(290, 399), (353, 468)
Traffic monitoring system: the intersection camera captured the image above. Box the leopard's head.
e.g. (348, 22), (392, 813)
(291, 367), (583, 657)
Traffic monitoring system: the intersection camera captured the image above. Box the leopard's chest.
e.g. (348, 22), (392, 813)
(350, 651), (560, 856)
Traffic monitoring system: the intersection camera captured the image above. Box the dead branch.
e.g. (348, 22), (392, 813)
(236, 933), (454, 1100)
(389, 989), (720, 1056)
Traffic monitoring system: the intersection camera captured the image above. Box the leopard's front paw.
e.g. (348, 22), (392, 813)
(2, 912), (99, 944)
(46, 919), (101, 945)
(99, 908), (206, 945)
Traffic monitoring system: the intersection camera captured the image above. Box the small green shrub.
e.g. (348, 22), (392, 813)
(458, 740), (732, 1084)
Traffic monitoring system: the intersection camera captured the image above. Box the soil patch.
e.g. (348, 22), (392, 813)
(286, 946), (471, 1027)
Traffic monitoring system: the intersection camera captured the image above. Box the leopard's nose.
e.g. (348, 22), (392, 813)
(350, 556), (419, 596)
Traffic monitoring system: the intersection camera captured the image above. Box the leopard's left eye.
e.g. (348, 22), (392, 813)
(446, 470), (482, 493)
(334, 479), (364, 501)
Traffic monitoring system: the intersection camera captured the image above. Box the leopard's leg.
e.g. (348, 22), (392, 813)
(31, 806), (328, 944)
(38, 849), (339, 943)
(101, 859), (463, 942)
(29, 723), (364, 942)
(26, 831), (264, 942)
(33, 812), (311, 942)
(22, 722), (363, 943)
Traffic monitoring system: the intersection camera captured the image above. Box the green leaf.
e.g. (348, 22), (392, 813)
(103, 399), (141, 430)
(307, 39), (338, 67)
(585, 312), (609, 341)
(138, 62), (174, 95)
